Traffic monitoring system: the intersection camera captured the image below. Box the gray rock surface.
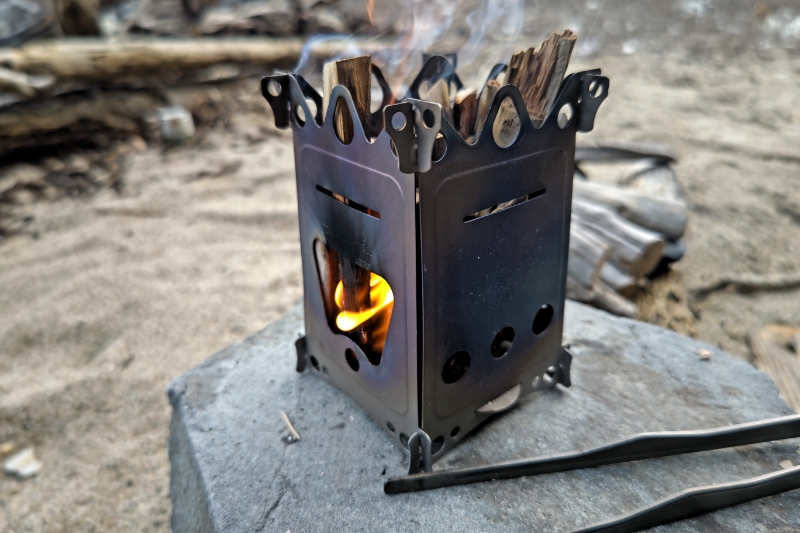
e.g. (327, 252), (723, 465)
(168, 301), (800, 532)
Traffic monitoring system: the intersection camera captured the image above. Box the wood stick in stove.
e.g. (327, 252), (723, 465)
(453, 88), (477, 140)
(322, 55), (372, 143)
(504, 29), (577, 125)
(420, 78), (453, 124)
(474, 78), (500, 140)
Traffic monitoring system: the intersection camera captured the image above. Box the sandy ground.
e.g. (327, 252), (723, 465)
(2, 16), (800, 533)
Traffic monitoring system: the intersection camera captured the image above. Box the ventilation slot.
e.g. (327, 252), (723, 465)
(463, 188), (546, 222)
(316, 185), (380, 219)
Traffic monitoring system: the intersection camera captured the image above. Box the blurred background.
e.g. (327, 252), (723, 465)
(1, 0), (799, 530)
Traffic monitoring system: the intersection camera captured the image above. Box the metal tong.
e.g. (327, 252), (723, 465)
(385, 414), (800, 532)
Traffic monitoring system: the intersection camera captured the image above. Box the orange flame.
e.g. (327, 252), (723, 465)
(366, 0), (375, 26)
(335, 272), (394, 332)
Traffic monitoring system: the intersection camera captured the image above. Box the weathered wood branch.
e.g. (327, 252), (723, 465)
(0, 37), (386, 81)
(567, 276), (637, 318)
(748, 325), (800, 412)
(600, 261), (638, 298)
(573, 199), (665, 279)
(573, 179), (687, 240)
(568, 221), (610, 289)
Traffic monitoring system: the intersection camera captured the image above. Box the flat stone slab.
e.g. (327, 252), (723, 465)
(168, 301), (800, 532)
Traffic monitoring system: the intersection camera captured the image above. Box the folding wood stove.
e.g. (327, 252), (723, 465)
(262, 57), (609, 469)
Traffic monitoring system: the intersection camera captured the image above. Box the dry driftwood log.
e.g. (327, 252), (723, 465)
(692, 271), (800, 297)
(503, 29), (576, 125)
(748, 325), (800, 412)
(573, 179), (687, 240)
(566, 276), (637, 318)
(600, 261), (638, 298)
(0, 37), (387, 81)
(568, 221), (610, 289)
(453, 88), (476, 140)
(322, 55), (371, 144)
(572, 199), (665, 279)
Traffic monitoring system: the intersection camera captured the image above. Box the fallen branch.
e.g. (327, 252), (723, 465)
(280, 410), (301, 441)
(748, 325), (800, 412)
(0, 37), (387, 81)
(692, 272), (800, 297)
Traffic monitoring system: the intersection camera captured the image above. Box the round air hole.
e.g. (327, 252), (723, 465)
(558, 103), (573, 129)
(387, 421), (396, 433)
(431, 436), (445, 455)
(333, 97), (354, 145)
(432, 133), (447, 162)
(305, 98), (318, 123)
(492, 96), (520, 148)
(391, 112), (407, 131)
(422, 109), (436, 128)
(532, 304), (554, 335)
(450, 426), (460, 438)
(345, 348), (359, 372)
(309, 355), (320, 371)
(399, 432), (409, 449)
(267, 80), (281, 97)
(490, 326), (515, 358)
(442, 350), (471, 384)
(294, 104), (306, 126)
(588, 80), (604, 98)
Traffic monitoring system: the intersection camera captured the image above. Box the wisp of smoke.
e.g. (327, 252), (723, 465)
(292, 0), (526, 97)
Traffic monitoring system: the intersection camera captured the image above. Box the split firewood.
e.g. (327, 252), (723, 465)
(691, 271), (800, 297)
(748, 325), (800, 412)
(420, 79), (453, 124)
(322, 56), (373, 324)
(573, 179), (687, 240)
(322, 55), (372, 143)
(314, 240), (341, 322)
(568, 221), (611, 289)
(566, 276), (637, 318)
(453, 88), (477, 140)
(600, 262), (638, 298)
(492, 97), (521, 148)
(572, 199), (665, 279)
(502, 29), (577, 126)
(474, 78), (500, 140)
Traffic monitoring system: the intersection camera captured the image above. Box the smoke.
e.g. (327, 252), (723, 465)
(292, 0), (526, 95)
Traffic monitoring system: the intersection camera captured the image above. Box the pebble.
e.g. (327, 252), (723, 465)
(780, 459), (794, 469)
(3, 447), (43, 479)
(695, 349), (712, 361)
(0, 441), (15, 456)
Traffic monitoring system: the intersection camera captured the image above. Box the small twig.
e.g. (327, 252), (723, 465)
(691, 272), (800, 298)
(281, 410), (300, 441)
